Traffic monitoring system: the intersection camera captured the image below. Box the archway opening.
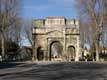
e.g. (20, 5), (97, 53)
(37, 47), (44, 61)
(67, 46), (75, 61)
(50, 41), (63, 61)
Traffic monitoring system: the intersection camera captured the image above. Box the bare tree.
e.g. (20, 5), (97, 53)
(76, 0), (107, 61)
(0, 0), (22, 60)
(23, 19), (33, 46)
(23, 19), (34, 61)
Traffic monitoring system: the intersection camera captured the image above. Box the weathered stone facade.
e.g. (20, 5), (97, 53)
(32, 16), (81, 61)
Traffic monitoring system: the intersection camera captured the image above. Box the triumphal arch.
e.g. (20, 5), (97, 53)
(32, 16), (81, 61)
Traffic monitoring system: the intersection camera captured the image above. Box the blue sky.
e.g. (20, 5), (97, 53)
(22, 0), (78, 19)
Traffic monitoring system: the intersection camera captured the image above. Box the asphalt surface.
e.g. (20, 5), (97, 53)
(0, 62), (107, 80)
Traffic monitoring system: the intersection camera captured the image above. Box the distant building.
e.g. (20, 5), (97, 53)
(17, 46), (32, 61)
(32, 16), (81, 61)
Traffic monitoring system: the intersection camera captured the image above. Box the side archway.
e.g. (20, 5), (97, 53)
(37, 46), (44, 61)
(67, 46), (75, 60)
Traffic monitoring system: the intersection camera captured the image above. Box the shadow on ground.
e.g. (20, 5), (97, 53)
(0, 62), (24, 69)
(1, 62), (107, 80)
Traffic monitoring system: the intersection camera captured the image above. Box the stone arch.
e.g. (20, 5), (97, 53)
(49, 41), (63, 61)
(67, 46), (75, 60)
(37, 46), (44, 61)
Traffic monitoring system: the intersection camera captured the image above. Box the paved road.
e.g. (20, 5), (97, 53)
(0, 62), (107, 80)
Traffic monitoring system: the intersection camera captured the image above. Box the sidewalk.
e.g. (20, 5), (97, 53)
(0, 63), (34, 76)
(0, 61), (62, 76)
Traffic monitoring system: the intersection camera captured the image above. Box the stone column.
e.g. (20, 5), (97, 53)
(43, 50), (46, 61)
(75, 36), (79, 61)
(32, 34), (37, 62)
(63, 27), (66, 61)
(43, 47), (47, 61)
(35, 47), (38, 61)
(47, 43), (51, 61)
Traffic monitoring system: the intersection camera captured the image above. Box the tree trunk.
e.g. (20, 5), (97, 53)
(95, 42), (99, 61)
(1, 33), (5, 61)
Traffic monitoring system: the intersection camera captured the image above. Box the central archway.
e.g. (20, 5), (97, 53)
(49, 41), (63, 61)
